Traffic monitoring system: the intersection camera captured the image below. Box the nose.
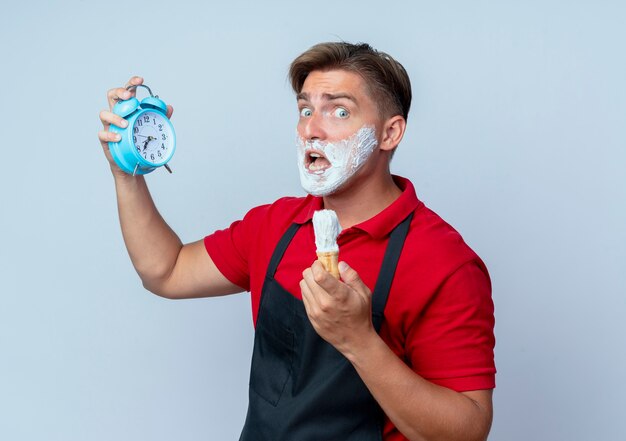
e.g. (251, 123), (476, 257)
(299, 111), (326, 141)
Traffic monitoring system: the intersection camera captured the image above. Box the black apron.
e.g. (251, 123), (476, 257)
(239, 213), (413, 441)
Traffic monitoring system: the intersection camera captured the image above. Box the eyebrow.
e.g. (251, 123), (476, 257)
(297, 92), (358, 104)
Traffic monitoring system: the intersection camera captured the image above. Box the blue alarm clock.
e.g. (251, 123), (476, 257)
(108, 84), (176, 175)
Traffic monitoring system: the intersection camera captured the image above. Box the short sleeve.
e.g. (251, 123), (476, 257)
(406, 261), (496, 391)
(203, 205), (270, 292)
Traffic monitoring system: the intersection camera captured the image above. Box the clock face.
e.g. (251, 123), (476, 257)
(132, 111), (173, 164)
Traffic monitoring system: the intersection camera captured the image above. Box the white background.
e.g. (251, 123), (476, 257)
(1, 1), (624, 440)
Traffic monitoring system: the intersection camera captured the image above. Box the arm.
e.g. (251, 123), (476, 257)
(98, 76), (242, 299)
(345, 328), (492, 441)
(300, 261), (493, 441)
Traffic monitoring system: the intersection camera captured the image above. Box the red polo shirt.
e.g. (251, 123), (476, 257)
(204, 176), (495, 438)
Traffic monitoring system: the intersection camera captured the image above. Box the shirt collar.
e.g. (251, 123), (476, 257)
(293, 175), (422, 239)
(293, 194), (324, 224)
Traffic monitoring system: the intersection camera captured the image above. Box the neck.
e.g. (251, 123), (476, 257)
(322, 168), (401, 230)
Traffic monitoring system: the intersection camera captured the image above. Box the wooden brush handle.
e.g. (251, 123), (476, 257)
(316, 251), (340, 279)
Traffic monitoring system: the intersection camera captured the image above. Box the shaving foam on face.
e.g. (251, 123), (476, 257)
(312, 209), (341, 252)
(297, 125), (378, 196)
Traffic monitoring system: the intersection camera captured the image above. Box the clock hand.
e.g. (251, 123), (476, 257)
(142, 136), (158, 151)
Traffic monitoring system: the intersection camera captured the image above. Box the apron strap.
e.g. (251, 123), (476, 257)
(372, 212), (414, 331)
(266, 222), (302, 278)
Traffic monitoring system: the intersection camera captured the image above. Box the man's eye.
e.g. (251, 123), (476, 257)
(334, 108), (349, 118)
(300, 108), (312, 117)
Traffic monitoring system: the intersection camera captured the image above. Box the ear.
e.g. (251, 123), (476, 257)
(379, 115), (406, 152)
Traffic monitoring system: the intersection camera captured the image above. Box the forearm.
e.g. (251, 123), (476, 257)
(113, 174), (182, 293)
(346, 332), (492, 441)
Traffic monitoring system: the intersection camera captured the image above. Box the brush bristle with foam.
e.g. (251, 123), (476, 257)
(312, 210), (341, 252)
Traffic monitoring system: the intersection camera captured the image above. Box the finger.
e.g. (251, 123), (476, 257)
(98, 130), (122, 144)
(310, 260), (342, 295)
(107, 87), (133, 109)
(338, 261), (369, 294)
(301, 268), (319, 299)
(124, 76), (144, 103)
(300, 280), (326, 336)
(124, 76), (144, 88)
(300, 279), (315, 312)
(302, 266), (323, 293)
(303, 265), (344, 313)
(99, 110), (128, 129)
(302, 267), (334, 308)
(166, 104), (174, 119)
(300, 278), (329, 319)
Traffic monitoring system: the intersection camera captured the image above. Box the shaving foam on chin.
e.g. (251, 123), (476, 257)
(297, 125), (378, 197)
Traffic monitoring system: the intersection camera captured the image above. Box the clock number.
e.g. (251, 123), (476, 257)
(150, 154), (155, 161)
(161, 134), (166, 140)
(161, 143), (165, 149)
(153, 118), (156, 125)
(133, 127), (139, 134)
(158, 124), (163, 131)
(144, 115), (150, 123)
(157, 151), (162, 158)
(133, 136), (137, 143)
(137, 120), (143, 127)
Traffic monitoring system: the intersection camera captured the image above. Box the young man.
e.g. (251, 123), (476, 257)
(98, 42), (495, 441)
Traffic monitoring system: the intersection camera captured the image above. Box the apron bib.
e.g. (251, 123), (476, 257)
(240, 213), (413, 441)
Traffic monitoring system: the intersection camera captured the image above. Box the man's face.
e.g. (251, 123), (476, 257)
(296, 69), (383, 196)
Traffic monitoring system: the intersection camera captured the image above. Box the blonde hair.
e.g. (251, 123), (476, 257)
(289, 42), (412, 120)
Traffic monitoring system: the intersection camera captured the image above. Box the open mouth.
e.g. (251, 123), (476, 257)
(305, 149), (331, 173)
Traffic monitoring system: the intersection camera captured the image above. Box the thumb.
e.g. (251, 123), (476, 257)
(339, 261), (369, 294)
